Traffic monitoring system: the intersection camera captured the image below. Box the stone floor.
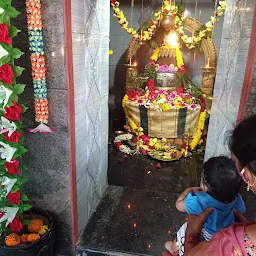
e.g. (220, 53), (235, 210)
(77, 148), (204, 255)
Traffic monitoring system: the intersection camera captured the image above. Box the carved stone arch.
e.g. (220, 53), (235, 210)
(126, 17), (217, 95)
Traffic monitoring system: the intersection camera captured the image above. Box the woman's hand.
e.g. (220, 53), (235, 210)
(186, 207), (214, 237)
(234, 209), (248, 223)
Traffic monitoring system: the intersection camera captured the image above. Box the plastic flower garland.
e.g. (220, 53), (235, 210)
(0, 2), (31, 238)
(110, 0), (161, 41)
(174, 0), (226, 49)
(25, 0), (55, 133)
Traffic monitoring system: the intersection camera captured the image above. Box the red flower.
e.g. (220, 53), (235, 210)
(149, 61), (156, 66)
(141, 149), (147, 155)
(4, 101), (22, 121)
(200, 97), (206, 112)
(156, 163), (161, 169)
(127, 89), (138, 101)
(0, 64), (14, 85)
(9, 216), (23, 233)
(7, 191), (21, 205)
(0, 212), (4, 218)
(3, 130), (22, 143)
(177, 86), (184, 94)
(147, 80), (155, 91)
(141, 134), (150, 145)
(133, 136), (138, 144)
(5, 159), (20, 175)
(0, 24), (11, 45)
(115, 142), (122, 150)
(178, 66), (187, 74)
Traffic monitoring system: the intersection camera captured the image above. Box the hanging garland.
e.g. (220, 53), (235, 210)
(25, 0), (55, 133)
(0, 1), (31, 238)
(110, 0), (162, 41)
(111, 0), (226, 49)
(174, 0), (226, 49)
(190, 110), (207, 150)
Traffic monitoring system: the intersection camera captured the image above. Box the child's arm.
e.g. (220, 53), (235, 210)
(176, 187), (202, 212)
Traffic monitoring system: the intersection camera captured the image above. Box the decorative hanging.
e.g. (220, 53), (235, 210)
(174, 0), (226, 49)
(25, 0), (55, 133)
(0, 1), (31, 237)
(110, 0), (227, 49)
(110, 0), (162, 41)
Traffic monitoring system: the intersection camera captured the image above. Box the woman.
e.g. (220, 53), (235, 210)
(175, 115), (256, 256)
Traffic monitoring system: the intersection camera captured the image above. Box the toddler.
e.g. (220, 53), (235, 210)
(165, 156), (246, 255)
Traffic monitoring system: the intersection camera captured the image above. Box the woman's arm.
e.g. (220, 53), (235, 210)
(176, 187), (201, 212)
(183, 208), (213, 255)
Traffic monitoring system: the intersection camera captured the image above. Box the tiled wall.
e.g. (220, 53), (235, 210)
(71, 0), (110, 234)
(13, 0), (73, 255)
(205, 0), (256, 160)
(109, 1), (224, 138)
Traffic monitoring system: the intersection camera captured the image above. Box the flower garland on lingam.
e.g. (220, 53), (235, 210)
(114, 45), (207, 159)
(0, 1), (48, 246)
(25, 0), (55, 133)
(110, 0), (226, 49)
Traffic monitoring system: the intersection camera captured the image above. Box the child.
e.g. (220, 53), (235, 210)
(165, 156), (246, 256)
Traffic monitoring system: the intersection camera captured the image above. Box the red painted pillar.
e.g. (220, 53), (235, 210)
(63, 0), (79, 246)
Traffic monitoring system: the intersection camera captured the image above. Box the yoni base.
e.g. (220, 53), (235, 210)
(125, 100), (201, 138)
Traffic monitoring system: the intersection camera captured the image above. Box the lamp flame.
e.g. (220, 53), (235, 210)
(166, 32), (179, 48)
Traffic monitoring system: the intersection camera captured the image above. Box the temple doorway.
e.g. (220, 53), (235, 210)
(77, 0), (256, 255)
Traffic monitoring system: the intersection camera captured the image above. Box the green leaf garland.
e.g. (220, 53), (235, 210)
(0, 0), (31, 241)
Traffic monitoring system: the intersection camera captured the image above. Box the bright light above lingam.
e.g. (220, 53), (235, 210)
(166, 32), (179, 48)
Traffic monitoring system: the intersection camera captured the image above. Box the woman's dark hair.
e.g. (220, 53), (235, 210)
(203, 156), (242, 203)
(229, 114), (256, 174)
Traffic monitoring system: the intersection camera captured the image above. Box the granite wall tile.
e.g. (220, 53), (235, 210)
(205, 0), (256, 160)
(72, 0), (110, 235)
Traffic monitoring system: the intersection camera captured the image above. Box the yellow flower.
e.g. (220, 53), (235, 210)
(161, 103), (170, 111)
(206, 21), (213, 29)
(176, 102), (182, 109)
(176, 48), (184, 67)
(190, 110), (207, 150)
(108, 50), (113, 55)
(151, 48), (160, 61)
(155, 143), (162, 151)
(38, 225), (49, 236)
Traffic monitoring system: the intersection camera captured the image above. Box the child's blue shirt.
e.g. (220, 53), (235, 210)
(184, 192), (246, 240)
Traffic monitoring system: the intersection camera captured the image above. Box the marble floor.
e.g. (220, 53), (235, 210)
(77, 148), (204, 255)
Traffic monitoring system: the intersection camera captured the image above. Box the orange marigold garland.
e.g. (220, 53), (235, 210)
(25, 0), (55, 133)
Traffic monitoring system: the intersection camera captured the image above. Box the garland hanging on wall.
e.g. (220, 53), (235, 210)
(0, 1), (31, 238)
(25, 0), (55, 133)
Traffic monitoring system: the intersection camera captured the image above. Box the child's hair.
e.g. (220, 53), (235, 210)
(202, 156), (242, 203)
